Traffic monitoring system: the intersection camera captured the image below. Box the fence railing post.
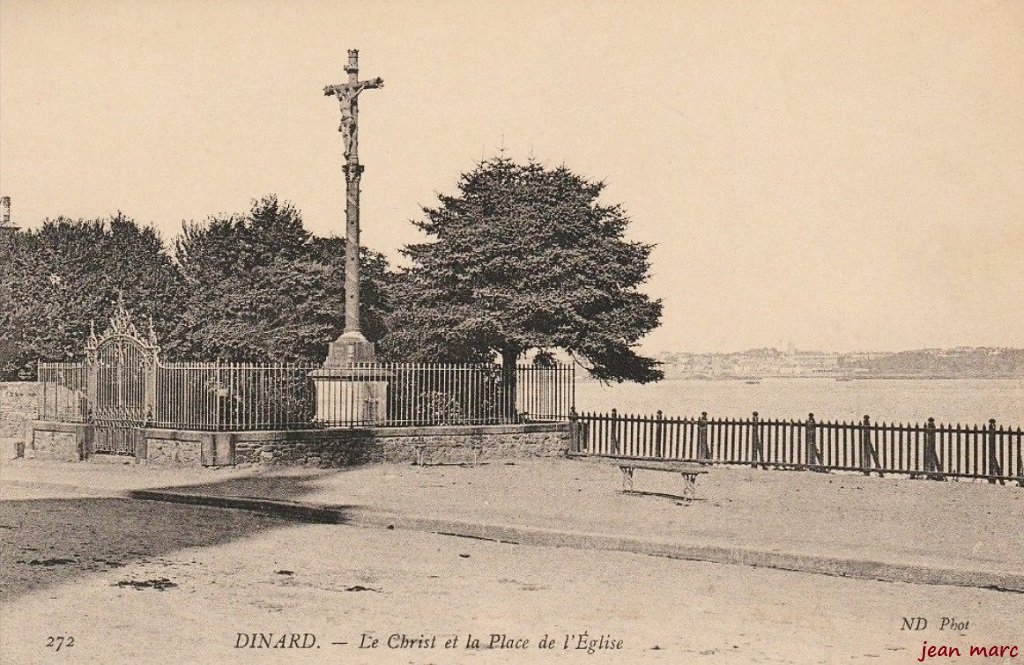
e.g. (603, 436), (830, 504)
(36, 360), (43, 419)
(987, 418), (1003, 485)
(570, 364), (576, 417)
(611, 408), (620, 455)
(860, 415), (870, 476)
(568, 406), (580, 454)
(1015, 426), (1023, 489)
(751, 411), (764, 469)
(655, 409), (664, 458)
(697, 411), (709, 463)
(860, 415), (882, 477)
(805, 413), (824, 470)
(924, 417), (943, 480)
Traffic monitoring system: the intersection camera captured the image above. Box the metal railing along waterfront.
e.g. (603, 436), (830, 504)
(571, 410), (1024, 485)
(315, 362), (575, 427)
(37, 360), (574, 431)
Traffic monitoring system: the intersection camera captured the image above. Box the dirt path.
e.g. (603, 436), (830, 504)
(2, 485), (1021, 665)
(9, 456), (1020, 575)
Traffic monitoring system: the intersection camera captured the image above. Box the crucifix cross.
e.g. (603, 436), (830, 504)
(321, 49), (383, 343)
(323, 49), (383, 165)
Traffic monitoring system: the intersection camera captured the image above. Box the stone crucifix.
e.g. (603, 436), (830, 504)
(323, 50), (382, 362)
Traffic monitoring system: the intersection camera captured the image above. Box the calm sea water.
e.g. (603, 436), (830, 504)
(574, 378), (1024, 427)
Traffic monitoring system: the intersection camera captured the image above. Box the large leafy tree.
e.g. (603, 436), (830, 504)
(381, 157), (662, 383)
(174, 195), (390, 363)
(0, 214), (185, 378)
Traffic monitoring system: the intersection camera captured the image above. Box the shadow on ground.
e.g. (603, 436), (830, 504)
(0, 472), (356, 601)
(624, 489), (706, 502)
(137, 468), (361, 504)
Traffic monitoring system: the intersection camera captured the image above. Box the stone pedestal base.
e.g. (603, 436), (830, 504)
(323, 331), (377, 367)
(314, 332), (390, 425)
(310, 373), (388, 425)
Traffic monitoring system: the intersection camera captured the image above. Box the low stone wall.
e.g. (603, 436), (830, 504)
(370, 424), (570, 465)
(22, 420), (571, 468)
(232, 430), (373, 467)
(145, 435), (203, 466)
(23, 420), (87, 462)
(232, 423), (570, 467)
(1, 382), (38, 458)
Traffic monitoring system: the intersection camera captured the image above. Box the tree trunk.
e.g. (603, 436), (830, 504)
(500, 347), (520, 422)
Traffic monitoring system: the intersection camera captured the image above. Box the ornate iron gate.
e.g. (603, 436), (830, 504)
(85, 303), (159, 456)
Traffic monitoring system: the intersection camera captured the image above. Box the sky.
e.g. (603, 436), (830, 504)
(1, 0), (1022, 354)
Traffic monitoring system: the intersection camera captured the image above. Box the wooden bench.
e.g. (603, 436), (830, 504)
(584, 455), (710, 499)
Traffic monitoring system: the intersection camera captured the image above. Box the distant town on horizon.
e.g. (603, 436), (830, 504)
(645, 347), (1024, 381)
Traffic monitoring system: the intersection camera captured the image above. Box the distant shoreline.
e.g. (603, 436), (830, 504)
(578, 374), (1024, 383)
(650, 347), (1024, 384)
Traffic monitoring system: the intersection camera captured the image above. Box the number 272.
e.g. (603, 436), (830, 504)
(46, 636), (75, 652)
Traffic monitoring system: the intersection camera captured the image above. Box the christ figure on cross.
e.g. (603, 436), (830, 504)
(324, 53), (383, 164)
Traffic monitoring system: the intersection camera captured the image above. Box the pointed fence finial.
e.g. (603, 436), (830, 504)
(147, 315), (158, 346)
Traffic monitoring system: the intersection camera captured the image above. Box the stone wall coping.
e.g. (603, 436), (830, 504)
(137, 421), (568, 443)
(30, 421), (568, 442)
(27, 419), (87, 433)
(32, 421), (566, 437)
(355, 421), (569, 438)
(139, 428), (212, 443)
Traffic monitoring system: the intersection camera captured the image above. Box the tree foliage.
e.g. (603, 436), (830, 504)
(0, 196), (392, 377)
(0, 214), (185, 378)
(380, 157), (662, 383)
(174, 195), (390, 363)
(2, 167), (660, 383)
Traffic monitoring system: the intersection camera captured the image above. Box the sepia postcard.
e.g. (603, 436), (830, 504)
(1, 1), (1021, 663)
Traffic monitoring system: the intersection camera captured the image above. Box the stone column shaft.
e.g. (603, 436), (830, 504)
(344, 164), (363, 334)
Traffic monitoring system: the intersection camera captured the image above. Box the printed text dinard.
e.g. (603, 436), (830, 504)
(234, 632), (623, 653)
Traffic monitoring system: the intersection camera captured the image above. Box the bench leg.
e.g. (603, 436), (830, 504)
(681, 473), (697, 499)
(620, 466), (634, 492)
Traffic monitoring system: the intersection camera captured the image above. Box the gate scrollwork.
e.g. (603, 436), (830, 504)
(85, 298), (160, 455)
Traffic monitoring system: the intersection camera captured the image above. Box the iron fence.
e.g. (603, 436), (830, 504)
(516, 364), (575, 422)
(153, 362), (318, 430)
(37, 361), (88, 422)
(572, 410), (1024, 485)
(314, 362), (576, 427)
(37, 360), (574, 431)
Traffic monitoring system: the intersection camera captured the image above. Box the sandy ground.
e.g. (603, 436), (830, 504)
(2, 483), (1021, 665)
(5, 457), (1019, 575)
